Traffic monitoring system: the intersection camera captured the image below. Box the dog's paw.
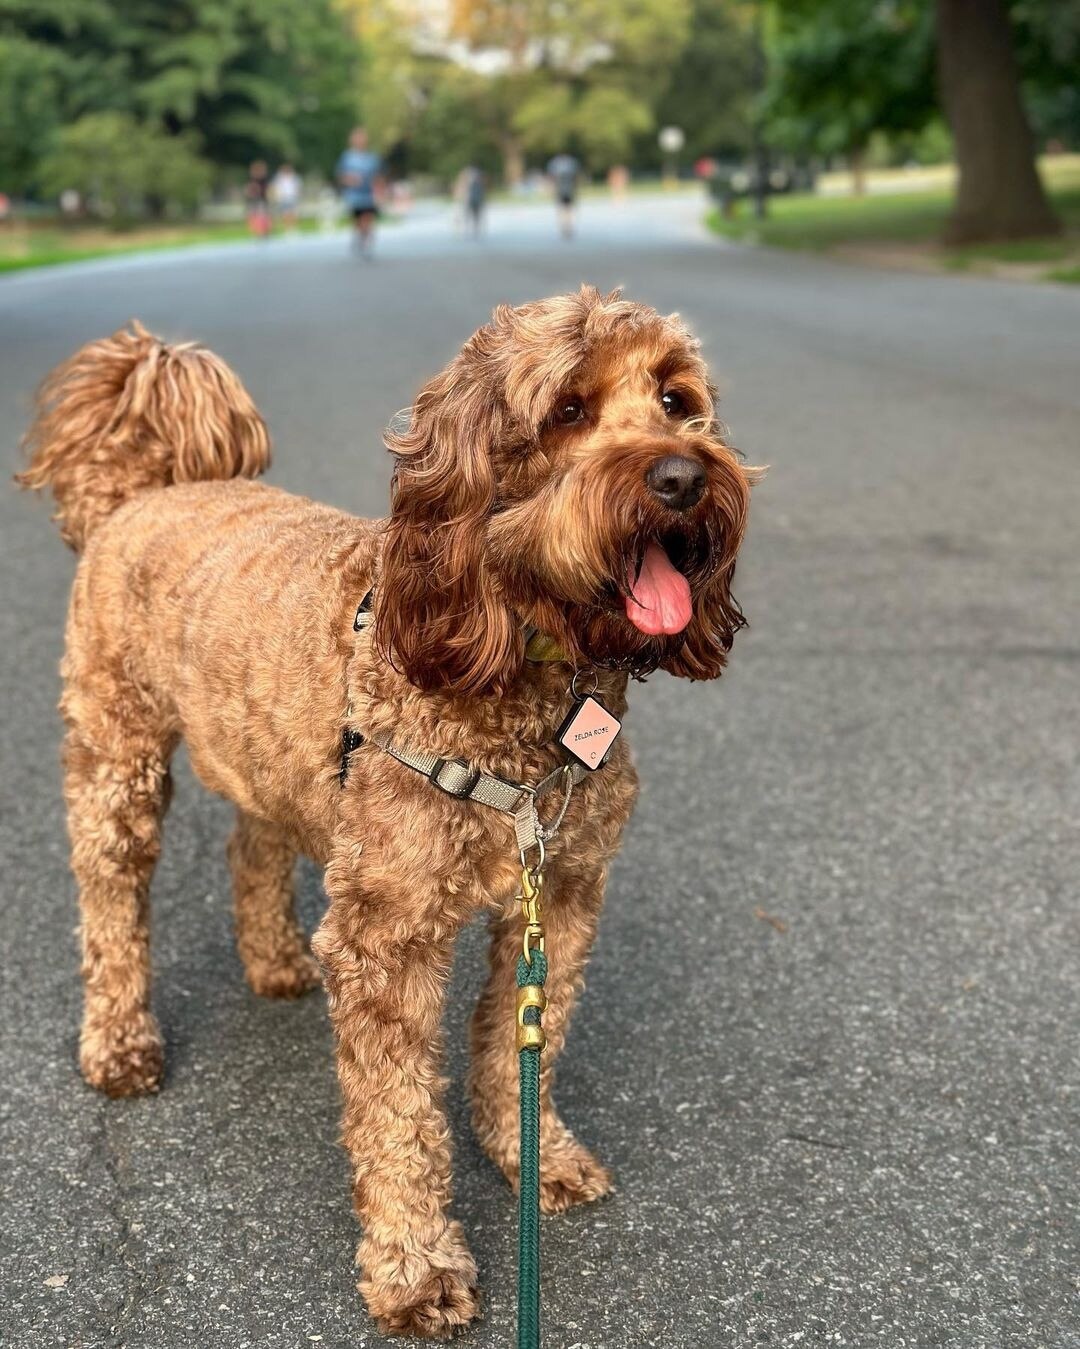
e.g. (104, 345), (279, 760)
(539, 1140), (613, 1214)
(371, 1268), (480, 1340)
(80, 1010), (164, 1098)
(360, 1223), (480, 1340)
(245, 951), (321, 999)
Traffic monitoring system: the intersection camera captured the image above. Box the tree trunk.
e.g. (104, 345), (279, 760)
(936, 0), (1060, 243)
(849, 147), (867, 198)
(501, 134), (524, 188)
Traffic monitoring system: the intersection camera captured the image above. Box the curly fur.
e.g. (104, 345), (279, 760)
(20, 288), (758, 1339)
(17, 321), (269, 548)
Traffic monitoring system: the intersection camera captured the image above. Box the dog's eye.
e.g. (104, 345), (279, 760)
(555, 397), (586, 425)
(661, 390), (686, 418)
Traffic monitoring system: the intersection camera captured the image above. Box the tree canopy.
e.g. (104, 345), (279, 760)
(1, 0), (360, 202)
(763, 0), (937, 168)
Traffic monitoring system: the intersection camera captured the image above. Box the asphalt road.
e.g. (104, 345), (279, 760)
(2, 195), (1078, 1349)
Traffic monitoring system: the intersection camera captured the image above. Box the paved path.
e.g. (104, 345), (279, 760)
(2, 195), (1078, 1349)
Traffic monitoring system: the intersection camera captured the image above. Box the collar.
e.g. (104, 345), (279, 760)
(522, 626), (568, 663)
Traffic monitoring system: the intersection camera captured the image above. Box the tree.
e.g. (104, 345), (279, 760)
(0, 35), (68, 194)
(37, 111), (211, 216)
(409, 66), (506, 178)
(448, 0), (689, 181)
(1, 0), (361, 200)
(1008, 0), (1080, 149)
(511, 82), (576, 162)
(764, 0), (936, 193)
(653, 0), (758, 167)
(0, 0), (128, 196)
(510, 81), (653, 172)
(936, 0), (1059, 241)
(574, 86), (653, 172)
(120, 0), (360, 174)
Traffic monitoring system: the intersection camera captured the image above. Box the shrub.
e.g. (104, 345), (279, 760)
(38, 113), (212, 221)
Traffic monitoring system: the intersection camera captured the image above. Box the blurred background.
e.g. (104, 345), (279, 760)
(1, 0), (1078, 275)
(2, 4), (1079, 1349)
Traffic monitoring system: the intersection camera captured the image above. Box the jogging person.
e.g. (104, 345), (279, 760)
(546, 151), (581, 239)
(336, 127), (384, 259)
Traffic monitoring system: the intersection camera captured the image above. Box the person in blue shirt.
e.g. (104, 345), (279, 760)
(547, 152), (581, 239)
(336, 127), (384, 258)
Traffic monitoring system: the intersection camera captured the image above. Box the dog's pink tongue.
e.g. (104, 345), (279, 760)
(626, 542), (693, 636)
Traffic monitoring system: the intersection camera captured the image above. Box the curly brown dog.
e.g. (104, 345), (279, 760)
(19, 287), (757, 1338)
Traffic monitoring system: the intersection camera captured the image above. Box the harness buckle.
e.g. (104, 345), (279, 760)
(428, 757), (482, 799)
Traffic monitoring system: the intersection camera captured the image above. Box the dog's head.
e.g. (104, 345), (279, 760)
(376, 287), (760, 695)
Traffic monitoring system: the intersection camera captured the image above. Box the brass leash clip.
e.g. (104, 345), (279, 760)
(516, 860), (548, 1050)
(519, 862), (545, 963)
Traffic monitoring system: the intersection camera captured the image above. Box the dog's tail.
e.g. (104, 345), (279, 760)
(17, 322), (270, 550)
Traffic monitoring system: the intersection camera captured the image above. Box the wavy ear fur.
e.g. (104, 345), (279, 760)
(376, 351), (521, 695)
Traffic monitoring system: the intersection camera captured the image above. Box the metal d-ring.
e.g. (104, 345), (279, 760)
(519, 833), (546, 881)
(570, 668), (598, 699)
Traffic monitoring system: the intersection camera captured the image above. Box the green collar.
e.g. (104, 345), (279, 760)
(523, 628), (568, 663)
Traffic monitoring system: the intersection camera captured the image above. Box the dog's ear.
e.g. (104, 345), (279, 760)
(376, 356), (521, 695)
(663, 452), (757, 681)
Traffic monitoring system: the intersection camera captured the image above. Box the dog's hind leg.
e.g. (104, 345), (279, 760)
(227, 809), (319, 998)
(61, 665), (175, 1098)
(469, 862), (614, 1214)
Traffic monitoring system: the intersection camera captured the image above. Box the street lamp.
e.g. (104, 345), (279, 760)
(658, 125), (685, 188)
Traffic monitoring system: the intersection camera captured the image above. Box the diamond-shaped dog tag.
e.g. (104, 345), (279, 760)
(555, 695), (622, 771)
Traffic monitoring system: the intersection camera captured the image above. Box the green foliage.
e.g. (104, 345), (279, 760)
(1, 0), (360, 203)
(575, 86), (654, 171)
(37, 111), (211, 215)
(0, 35), (68, 193)
(1010, 0), (1080, 145)
(121, 0), (361, 174)
(511, 84), (576, 161)
(511, 81), (653, 171)
(653, 0), (758, 163)
(763, 0), (936, 159)
(909, 118), (954, 166)
(409, 66), (506, 178)
(442, 0), (689, 177)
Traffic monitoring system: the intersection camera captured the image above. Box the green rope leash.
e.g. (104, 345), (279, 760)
(516, 947), (547, 1349)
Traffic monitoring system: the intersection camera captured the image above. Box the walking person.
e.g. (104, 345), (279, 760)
(336, 127), (384, 259)
(461, 165), (486, 238)
(245, 160), (272, 238)
(271, 163), (302, 232)
(546, 151), (581, 239)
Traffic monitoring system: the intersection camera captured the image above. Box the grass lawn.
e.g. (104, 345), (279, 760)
(707, 157), (1080, 283)
(0, 216), (328, 275)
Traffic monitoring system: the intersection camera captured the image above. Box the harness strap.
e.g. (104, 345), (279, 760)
(368, 729), (584, 851)
(354, 591), (586, 854)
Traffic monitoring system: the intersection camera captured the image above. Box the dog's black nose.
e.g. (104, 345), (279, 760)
(646, 455), (706, 511)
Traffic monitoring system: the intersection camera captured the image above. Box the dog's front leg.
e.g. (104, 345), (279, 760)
(313, 878), (479, 1340)
(469, 862), (614, 1214)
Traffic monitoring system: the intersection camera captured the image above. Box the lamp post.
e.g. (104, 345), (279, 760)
(658, 125), (685, 188)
